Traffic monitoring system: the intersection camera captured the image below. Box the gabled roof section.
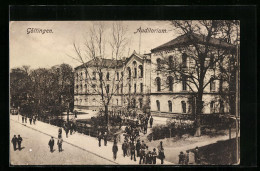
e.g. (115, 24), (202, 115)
(151, 33), (236, 52)
(75, 58), (123, 70)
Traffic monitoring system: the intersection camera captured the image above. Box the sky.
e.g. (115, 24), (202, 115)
(9, 21), (179, 69)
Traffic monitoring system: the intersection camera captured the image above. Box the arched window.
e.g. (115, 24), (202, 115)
(127, 67), (131, 78)
(128, 84), (131, 93)
(106, 72), (110, 80)
(121, 84), (123, 93)
(80, 84), (83, 92)
(168, 100), (172, 112)
(182, 53), (187, 68)
(210, 101), (215, 113)
(210, 76), (216, 92)
(116, 99), (119, 106)
(168, 56), (173, 69)
(133, 61), (137, 66)
(134, 83), (137, 93)
(134, 68), (137, 78)
(92, 84), (96, 92)
(156, 58), (161, 70)
(140, 83), (143, 93)
(139, 65), (143, 78)
(181, 101), (186, 113)
(155, 77), (161, 91)
(156, 100), (160, 111)
(92, 72), (96, 80)
(167, 76), (174, 91)
(139, 98), (143, 108)
(219, 100), (224, 113)
(99, 72), (103, 80)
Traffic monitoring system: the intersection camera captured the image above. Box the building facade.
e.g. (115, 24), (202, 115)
(74, 33), (235, 118)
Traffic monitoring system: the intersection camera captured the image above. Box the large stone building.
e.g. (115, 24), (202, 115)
(74, 33), (236, 118)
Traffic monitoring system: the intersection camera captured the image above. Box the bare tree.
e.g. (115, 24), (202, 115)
(154, 20), (239, 136)
(69, 22), (129, 131)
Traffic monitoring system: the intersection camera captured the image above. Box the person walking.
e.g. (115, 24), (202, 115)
(112, 142), (118, 160)
(104, 132), (108, 146)
(25, 116), (27, 123)
(194, 146), (200, 164)
(70, 123), (73, 135)
(158, 141), (165, 164)
(11, 135), (17, 151)
(139, 145), (145, 164)
(122, 140), (127, 157)
(136, 139), (141, 157)
(185, 150), (190, 165)
(152, 148), (157, 164)
(48, 137), (55, 152)
(22, 116), (24, 123)
(65, 126), (69, 138)
(57, 137), (63, 152)
(17, 135), (23, 150)
(178, 151), (185, 165)
(149, 116), (153, 128)
(98, 132), (102, 147)
(58, 127), (62, 138)
(130, 141), (136, 161)
(29, 117), (32, 125)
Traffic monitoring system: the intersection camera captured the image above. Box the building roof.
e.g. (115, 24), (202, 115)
(75, 58), (123, 70)
(151, 33), (236, 52)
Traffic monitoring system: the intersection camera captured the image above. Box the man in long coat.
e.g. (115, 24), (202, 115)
(48, 136), (55, 152)
(17, 135), (23, 150)
(11, 135), (17, 151)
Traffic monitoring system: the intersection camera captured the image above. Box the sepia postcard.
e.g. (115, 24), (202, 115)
(9, 19), (240, 165)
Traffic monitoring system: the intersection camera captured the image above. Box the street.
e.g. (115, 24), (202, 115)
(10, 119), (114, 165)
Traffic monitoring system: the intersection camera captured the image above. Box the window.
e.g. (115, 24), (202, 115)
(219, 100), (224, 113)
(156, 100), (160, 111)
(156, 58), (161, 70)
(117, 72), (119, 80)
(84, 84), (87, 93)
(140, 83), (143, 93)
(181, 101), (186, 113)
(139, 98), (143, 108)
(219, 78), (223, 92)
(156, 77), (161, 91)
(134, 68), (137, 78)
(168, 56), (173, 69)
(106, 72), (110, 80)
(92, 72), (96, 80)
(127, 67), (131, 78)
(134, 83), (137, 93)
(128, 84), (131, 93)
(117, 84), (119, 94)
(116, 99), (119, 106)
(182, 53), (187, 68)
(209, 55), (215, 69)
(121, 84), (123, 93)
(210, 77), (216, 92)
(80, 84), (83, 92)
(106, 84), (110, 93)
(182, 75), (187, 91)
(92, 84), (96, 92)
(99, 72), (103, 80)
(168, 100), (172, 112)
(139, 65), (143, 78)
(133, 99), (136, 108)
(210, 101), (215, 113)
(167, 76), (173, 91)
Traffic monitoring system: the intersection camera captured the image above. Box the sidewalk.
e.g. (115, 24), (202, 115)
(10, 115), (173, 165)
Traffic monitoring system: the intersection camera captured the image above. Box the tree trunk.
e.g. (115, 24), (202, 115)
(194, 89), (203, 137)
(105, 105), (109, 132)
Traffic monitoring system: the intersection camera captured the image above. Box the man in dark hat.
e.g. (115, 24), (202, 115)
(185, 150), (190, 165)
(22, 116), (24, 123)
(158, 141), (165, 164)
(17, 135), (23, 150)
(149, 116), (153, 128)
(130, 141), (136, 161)
(98, 132), (102, 147)
(57, 136), (63, 152)
(104, 132), (108, 146)
(48, 136), (55, 152)
(29, 117), (32, 125)
(152, 148), (157, 164)
(11, 135), (17, 151)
